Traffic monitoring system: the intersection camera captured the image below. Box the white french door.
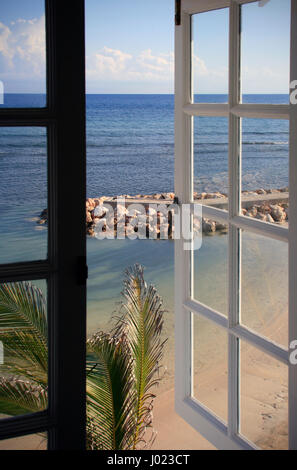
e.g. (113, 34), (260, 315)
(174, 0), (297, 450)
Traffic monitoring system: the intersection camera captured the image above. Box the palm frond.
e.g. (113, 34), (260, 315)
(86, 332), (136, 450)
(112, 264), (167, 449)
(0, 270), (166, 451)
(0, 376), (48, 415)
(0, 282), (48, 384)
(0, 282), (47, 337)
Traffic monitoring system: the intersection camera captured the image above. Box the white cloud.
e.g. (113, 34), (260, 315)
(86, 46), (229, 93)
(0, 15), (227, 93)
(87, 46), (133, 79)
(0, 15), (45, 79)
(0, 22), (12, 61)
(0, 15), (286, 94)
(87, 46), (174, 84)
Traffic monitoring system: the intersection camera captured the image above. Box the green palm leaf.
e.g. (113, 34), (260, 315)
(0, 269), (166, 450)
(0, 282), (47, 337)
(113, 264), (167, 449)
(86, 332), (135, 450)
(0, 282), (47, 385)
(0, 376), (47, 415)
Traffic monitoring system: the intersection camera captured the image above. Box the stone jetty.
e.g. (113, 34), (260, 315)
(38, 188), (289, 238)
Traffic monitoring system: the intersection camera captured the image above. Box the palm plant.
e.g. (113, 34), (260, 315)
(87, 265), (166, 449)
(0, 265), (166, 449)
(0, 282), (48, 415)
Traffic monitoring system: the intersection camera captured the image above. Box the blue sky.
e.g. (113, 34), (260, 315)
(0, 0), (291, 94)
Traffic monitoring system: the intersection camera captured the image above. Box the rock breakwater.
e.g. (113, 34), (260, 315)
(38, 189), (289, 238)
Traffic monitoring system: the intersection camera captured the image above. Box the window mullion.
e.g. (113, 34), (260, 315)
(0, 412), (52, 441)
(0, 261), (52, 283)
(289, 0), (297, 451)
(45, 0), (87, 450)
(228, 0), (241, 440)
(174, 9), (193, 407)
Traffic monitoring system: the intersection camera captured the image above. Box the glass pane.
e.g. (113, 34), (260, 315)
(194, 117), (229, 208)
(0, 433), (47, 450)
(241, 118), (289, 227)
(193, 314), (228, 423)
(0, 280), (48, 419)
(192, 8), (229, 101)
(193, 227), (228, 316)
(241, 0), (290, 102)
(0, 127), (48, 263)
(240, 341), (288, 450)
(0, 0), (46, 107)
(241, 231), (288, 347)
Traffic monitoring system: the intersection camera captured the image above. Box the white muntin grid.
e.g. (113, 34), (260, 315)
(174, 0), (297, 450)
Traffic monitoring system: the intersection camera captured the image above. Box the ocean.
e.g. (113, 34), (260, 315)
(0, 94), (289, 390)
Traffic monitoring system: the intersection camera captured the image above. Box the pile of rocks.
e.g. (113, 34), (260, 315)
(242, 202), (288, 223)
(38, 188), (289, 238)
(200, 201), (288, 235)
(85, 197), (174, 238)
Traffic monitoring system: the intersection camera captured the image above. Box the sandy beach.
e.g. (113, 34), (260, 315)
(2, 335), (287, 452)
(152, 337), (288, 450)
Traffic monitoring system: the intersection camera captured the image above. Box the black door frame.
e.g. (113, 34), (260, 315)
(0, 0), (87, 450)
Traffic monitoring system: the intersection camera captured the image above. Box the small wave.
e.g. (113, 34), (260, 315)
(194, 141), (288, 146)
(243, 131), (288, 136)
(243, 141), (288, 146)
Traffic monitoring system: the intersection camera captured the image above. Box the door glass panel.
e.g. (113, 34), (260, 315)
(241, 0), (290, 103)
(194, 117), (229, 209)
(240, 340), (288, 450)
(0, 0), (46, 107)
(0, 433), (47, 450)
(193, 313), (228, 423)
(240, 231), (288, 347)
(193, 230), (228, 316)
(0, 280), (48, 419)
(241, 119), (289, 224)
(0, 127), (48, 264)
(192, 8), (229, 101)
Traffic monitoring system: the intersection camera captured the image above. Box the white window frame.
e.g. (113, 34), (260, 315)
(175, 0), (297, 450)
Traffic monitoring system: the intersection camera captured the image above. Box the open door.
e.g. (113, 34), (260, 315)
(0, 1), (87, 449)
(174, 0), (297, 450)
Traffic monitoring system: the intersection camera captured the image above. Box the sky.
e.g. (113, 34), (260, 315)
(0, 0), (291, 94)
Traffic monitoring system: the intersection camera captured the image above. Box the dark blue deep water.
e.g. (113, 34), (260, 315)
(86, 94), (289, 196)
(0, 93), (289, 202)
